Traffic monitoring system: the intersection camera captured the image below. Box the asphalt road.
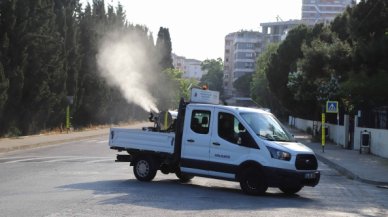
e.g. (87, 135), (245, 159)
(0, 135), (387, 217)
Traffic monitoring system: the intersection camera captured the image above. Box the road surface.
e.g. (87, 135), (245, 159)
(0, 134), (387, 216)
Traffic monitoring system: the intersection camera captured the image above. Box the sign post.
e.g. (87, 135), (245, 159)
(322, 112), (325, 153)
(326, 100), (339, 147)
(66, 96), (74, 133)
(66, 105), (70, 133)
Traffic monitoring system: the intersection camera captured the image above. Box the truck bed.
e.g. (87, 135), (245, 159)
(109, 128), (175, 154)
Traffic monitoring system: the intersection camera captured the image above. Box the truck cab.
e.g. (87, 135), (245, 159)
(179, 103), (319, 195)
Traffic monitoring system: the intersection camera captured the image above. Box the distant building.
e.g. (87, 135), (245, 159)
(302, 0), (355, 25)
(172, 54), (204, 80)
(223, 31), (269, 98)
(261, 20), (304, 43)
(260, 0), (355, 43)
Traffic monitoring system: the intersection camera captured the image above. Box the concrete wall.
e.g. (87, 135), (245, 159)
(354, 115), (388, 158)
(289, 116), (346, 147)
(290, 115), (388, 158)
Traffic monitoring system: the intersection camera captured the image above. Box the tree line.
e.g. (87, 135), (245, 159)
(0, 0), (176, 136)
(251, 0), (388, 121)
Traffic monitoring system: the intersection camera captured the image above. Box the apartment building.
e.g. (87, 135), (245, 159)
(172, 53), (204, 80)
(261, 20), (304, 43)
(223, 31), (268, 98)
(302, 0), (355, 25)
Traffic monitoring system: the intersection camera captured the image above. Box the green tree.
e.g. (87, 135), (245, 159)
(200, 58), (224, 95)
(233, 74), (252, 97)
(290, 27), (351, 105)
(266, 25), (310, 116)
(75, 1), (113, 125)
(251, 43), (279, 111)
(0, 0), (11, 122)
(164, 68), (199, 105)
(0, 62), (9, 118)
(336, 0), (388, 110)
(0, 0), (28, 134)
(19, 0), (67, 134)
(156, 27), (173, 70)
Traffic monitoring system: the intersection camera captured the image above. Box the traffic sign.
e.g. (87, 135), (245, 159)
(326, 101), (338, 113)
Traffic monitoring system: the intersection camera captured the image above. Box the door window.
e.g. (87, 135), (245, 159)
(218, 112), (258, 148)
(190, 110), (211, 134)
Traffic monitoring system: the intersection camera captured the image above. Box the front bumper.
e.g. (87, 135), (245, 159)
(263, 166), (320, 188)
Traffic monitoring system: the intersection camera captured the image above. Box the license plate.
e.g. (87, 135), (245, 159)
(305, 173), (316, 179)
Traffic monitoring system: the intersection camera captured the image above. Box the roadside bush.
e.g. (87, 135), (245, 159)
(7, 126), (22, 138)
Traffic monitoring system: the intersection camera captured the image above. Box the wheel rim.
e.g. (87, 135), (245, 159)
(246, 177), (258, 190)
(136, 160), (149, 177)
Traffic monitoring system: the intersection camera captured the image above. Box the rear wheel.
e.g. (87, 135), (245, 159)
(175, 170), (194, 183)
(133, 156), (157, 181)
(239, 167), (268, 195)
(279, 186), (303, 195)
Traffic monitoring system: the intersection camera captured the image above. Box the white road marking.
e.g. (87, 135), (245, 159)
(1, 156), (112, 164)
(5, 156), (58, 163)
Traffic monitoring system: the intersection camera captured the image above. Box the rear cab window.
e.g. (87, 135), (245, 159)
(190, 110), (211, 134)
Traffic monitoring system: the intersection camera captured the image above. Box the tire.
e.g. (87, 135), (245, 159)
(239, 167), (268, 195)
(279, 186), (303, 195)
(175, 170), (194, 183)
(133, 156), (157, 182)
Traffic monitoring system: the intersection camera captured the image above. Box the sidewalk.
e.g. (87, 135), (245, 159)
(288, 127), (388, 187)
(0, 122), (150, 153)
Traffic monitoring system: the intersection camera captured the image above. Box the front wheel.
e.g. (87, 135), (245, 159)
(133, 156), (157, 182)
(239, 167), (268, 195)
(279, 186), (303, 195)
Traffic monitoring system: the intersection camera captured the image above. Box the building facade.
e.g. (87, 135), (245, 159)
(260, 0), (355, 44)
(260, 20), (304, 43)
(223, 31), (268, 98)
(172, 54), (204, 81)
(302, 0), (355, 25)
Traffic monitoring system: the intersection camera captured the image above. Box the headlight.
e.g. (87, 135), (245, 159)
(266, 146), (291, 161)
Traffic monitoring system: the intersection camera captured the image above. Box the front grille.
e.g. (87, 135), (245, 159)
(295, 154), (318, 170)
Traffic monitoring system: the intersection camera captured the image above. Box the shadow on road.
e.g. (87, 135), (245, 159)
(58, 178), (320, 211)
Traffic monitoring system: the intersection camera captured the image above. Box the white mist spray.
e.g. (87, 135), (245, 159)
(96, 30), (159, 113)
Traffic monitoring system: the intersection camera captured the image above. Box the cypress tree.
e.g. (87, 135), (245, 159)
(156, 27), (174, 70)
(19, 0), (66, 133)
(0, 61), (9, 120)
(2, 0), (28, 134)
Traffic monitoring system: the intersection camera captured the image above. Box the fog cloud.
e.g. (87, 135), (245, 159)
(97, 30), (159, 113)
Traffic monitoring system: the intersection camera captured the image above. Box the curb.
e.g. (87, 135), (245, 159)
(0, 133), (108, 153)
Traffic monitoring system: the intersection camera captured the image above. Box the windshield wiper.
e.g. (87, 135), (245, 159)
(271, 134), (291, 142)
(257, 134), (275, 141)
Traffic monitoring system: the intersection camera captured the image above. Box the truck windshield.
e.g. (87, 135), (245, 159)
(240, 112), (294, 142)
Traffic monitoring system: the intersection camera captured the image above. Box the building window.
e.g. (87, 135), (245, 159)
(244, 62), (254, 69)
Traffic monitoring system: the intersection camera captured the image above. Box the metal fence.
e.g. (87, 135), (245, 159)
(358, 107), (388, 129)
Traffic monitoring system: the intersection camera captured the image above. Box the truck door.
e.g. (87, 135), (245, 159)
(208, 109), (254, 179)
(180, 106), (213, 175)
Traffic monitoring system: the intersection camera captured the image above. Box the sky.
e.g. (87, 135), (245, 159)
(85, 0), (302, 61)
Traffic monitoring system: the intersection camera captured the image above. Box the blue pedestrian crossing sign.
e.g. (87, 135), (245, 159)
(326, 101), (339, 113)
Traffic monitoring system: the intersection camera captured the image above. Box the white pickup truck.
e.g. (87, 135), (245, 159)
(109, 89), (320, 195)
